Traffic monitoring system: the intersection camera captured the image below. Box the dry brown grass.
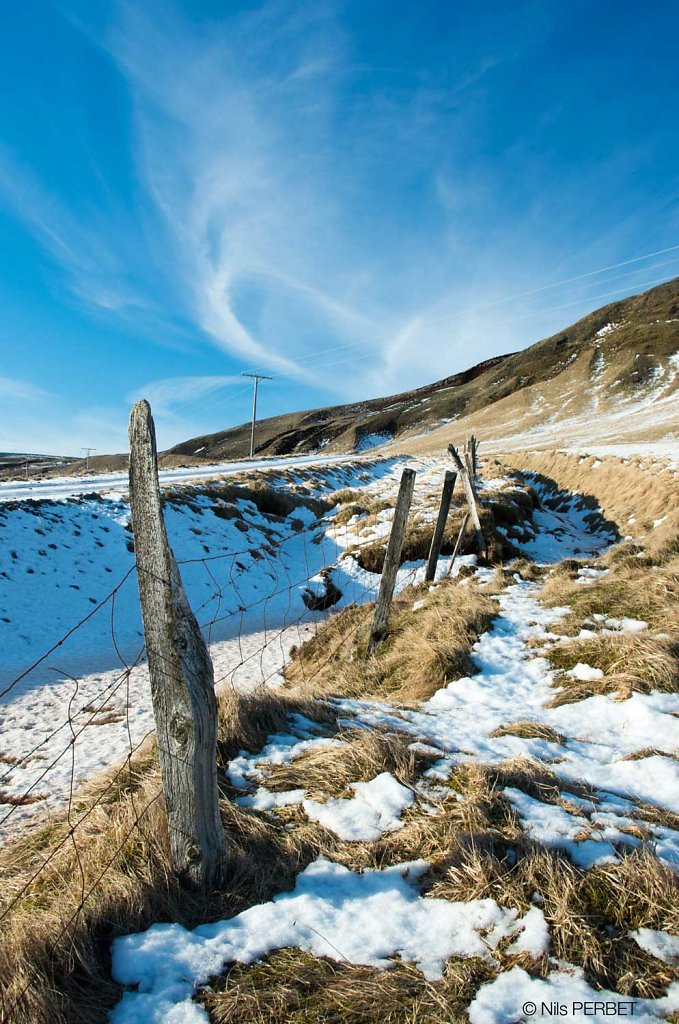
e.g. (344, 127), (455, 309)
(353, 488), (522, 573)
(0, 687), (340, 1024)
(547, 633), (679, 705)
(262, 728), (427, 799)
(2, 454), (675, 1022)
(3, 707), (677, 1022)
(490, 721), (565, 743)
(541, 553), (679, 635)
(0, 788), (46, 806)
(331, 493), (394, 529)
(285, 577), (497, 703)
(500, 451), (679, 541)
(201, 948), (495, 1024)
(204, 757), (679, 1019)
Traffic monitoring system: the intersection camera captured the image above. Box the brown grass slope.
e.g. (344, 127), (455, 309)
(168, 276), (679, 462)
(2, 465), (678, 1022)
(14, 276), (679, 481)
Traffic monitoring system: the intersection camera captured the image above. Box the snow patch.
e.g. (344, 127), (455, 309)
(110, 857), (535, 1023)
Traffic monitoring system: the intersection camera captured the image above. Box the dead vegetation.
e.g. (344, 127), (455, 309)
(2, 455), (677, 1022)
(285, 577), (497, 703)
(201, 948), (495, 1024)
(202, 759), (679, 1021)
(547, 632), (679, 705)
(534, 515), (679, 703)
(352, 479), (537, 573)
(167, 475), (333, 523)
(490, 721), (566, 743)
(262, 728), (428, 799)
(503, 451), (679, 539)
(0, 689), (338, 1024)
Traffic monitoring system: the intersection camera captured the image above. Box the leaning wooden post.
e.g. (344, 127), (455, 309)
(448, 443), (486, 559)
(464, 451), (476, 491)
(424, 470), (456, 582)
(367, 467), (416, 655)
(446, 511), (470, 577)
(128, 400), (228, 891)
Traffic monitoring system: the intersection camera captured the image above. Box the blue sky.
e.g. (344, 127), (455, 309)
(0, 0), (678, 455)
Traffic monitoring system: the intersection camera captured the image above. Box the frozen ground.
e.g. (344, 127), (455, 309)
(0, 456), (479, 835)
(105, 470), (679, 1024)
(0, 451), (359, 504)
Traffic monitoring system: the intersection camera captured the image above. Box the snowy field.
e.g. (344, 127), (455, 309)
(0, 451), (361, 504)
(3, 449), (679, 1023)
(107, 483), (679, 1024)
(0, 455), (469, 834)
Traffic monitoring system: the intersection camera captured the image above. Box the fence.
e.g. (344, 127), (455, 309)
(0, 403), (483, 1021)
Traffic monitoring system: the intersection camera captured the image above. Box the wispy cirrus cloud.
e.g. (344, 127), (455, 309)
(0, 375), (52, 402)
(129, 375), (243, 416)
(102, 0), (394, 383)
(1, 0), (677, 453)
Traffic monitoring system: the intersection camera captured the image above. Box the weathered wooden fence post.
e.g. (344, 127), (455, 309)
(448, 443), (486, 558)
(128, 400), (228, 892)
(367, 467), (416, 655)
(424, 470), (456, 582)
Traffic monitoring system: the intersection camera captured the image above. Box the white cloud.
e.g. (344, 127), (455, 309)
(0, 376), (52, 402)
(129, 375), (242, 416)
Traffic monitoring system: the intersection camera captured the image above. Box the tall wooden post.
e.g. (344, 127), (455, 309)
(128, 400), (228, 891)
(367, 467), (416, 655)
(424, 470), (456, 582)
(448, 444), (486, 558)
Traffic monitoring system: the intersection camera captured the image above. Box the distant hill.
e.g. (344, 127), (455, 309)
(0, 453), (77, 481)
(20, 276), (679, 482)
(168, 276), (679, 461)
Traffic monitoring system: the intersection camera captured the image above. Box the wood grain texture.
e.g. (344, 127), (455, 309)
(128, 400), (228, 891)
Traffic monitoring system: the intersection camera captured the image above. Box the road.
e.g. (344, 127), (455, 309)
(0, 451), (359, 503)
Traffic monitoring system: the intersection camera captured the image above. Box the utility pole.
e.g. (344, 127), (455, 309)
(241, 373), (272, 458)
(81, 447), (97, 474)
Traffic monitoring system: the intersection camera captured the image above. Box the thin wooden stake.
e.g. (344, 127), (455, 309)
(446, 511), (470, 577)
(448, 443), (486, 558)
(128, 400), (228, 891)
(464, 451), (476, 491)
(424, 470), (456, 582)
(469, 435), (478, 476)
(367, 467), (416, 655)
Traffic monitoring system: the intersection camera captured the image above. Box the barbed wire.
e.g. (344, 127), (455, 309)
(0, 461), (455, 1022)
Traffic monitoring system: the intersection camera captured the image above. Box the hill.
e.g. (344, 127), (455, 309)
(169, 277), (679, 462)
(13, 276), (678, 482)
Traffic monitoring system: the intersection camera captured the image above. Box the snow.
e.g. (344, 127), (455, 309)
(0, 451), (362, 504)
(0, 457), (417, 833)
(110, 857), (537, 1023)
(507, 481), (616, 563)
(630, 928), (679, 965)
(505, 906), (550, 957)
(504, 787), (618, 868)
(355, 432), (392, 452)
(469, 965), (679, 1024)
(105, 460), (679, 1022)
(568, 663), (604, 681)
(302, 772), (414, 840)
